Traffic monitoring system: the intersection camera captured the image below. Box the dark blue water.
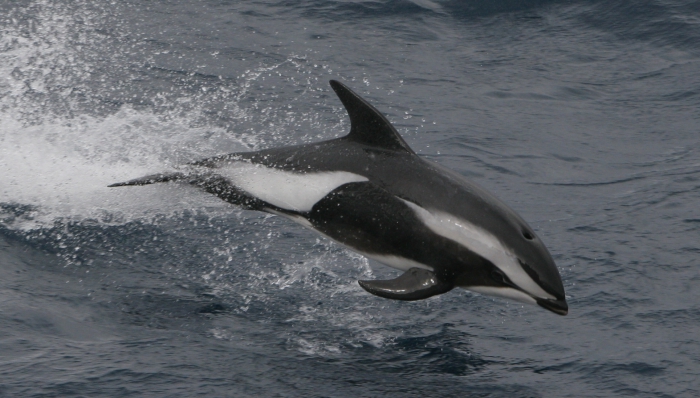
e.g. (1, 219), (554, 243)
(1, 1), (699, 396)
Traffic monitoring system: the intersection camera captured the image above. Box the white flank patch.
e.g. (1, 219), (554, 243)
(401, 200), (555, 300)
(217, 161), (368, 212)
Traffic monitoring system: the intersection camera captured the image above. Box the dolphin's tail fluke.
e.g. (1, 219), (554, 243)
(108, 172), (188, 187)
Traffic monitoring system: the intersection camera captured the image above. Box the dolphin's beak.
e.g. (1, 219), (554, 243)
(536, 297), (568, 316)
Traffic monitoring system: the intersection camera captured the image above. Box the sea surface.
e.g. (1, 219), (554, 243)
(1, 0), (699, 396)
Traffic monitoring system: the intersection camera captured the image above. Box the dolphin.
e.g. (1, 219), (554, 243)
(110, 80), (568, 315)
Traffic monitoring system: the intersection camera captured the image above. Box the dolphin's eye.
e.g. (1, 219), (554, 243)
(522, 229), (534, 240)
(490, 269), (509, 286)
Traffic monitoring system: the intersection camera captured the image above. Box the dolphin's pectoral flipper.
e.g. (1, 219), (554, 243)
(358, 268), (454, 301)
(108, 172), (188, 187)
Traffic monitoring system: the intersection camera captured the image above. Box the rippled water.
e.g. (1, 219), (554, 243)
(1, 1), (699, 396)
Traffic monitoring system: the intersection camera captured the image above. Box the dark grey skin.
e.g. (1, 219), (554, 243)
(111, 80), (568, 315)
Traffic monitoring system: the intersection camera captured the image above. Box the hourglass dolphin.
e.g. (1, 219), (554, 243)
(110, 80), (568, 315)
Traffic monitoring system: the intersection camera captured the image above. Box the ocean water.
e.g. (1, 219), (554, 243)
(1, 0), (699, 396)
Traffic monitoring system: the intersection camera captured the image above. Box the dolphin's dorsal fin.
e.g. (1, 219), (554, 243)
(330, 80), (415, 154)
(358, 268), (453, 301)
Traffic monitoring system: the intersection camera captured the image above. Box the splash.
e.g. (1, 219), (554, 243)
(0, 1), (251, 230)
(0, 1), (346, 231)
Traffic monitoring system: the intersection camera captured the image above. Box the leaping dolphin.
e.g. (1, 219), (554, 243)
(110, 80), (568, 315)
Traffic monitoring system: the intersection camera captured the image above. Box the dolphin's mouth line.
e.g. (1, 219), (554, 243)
(487, 259), (567, 315)
(509, 285), (568, 316)
(518, 259), (564, 300)
(536, 297), (568, 316)
(491, 265), (563, 308)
